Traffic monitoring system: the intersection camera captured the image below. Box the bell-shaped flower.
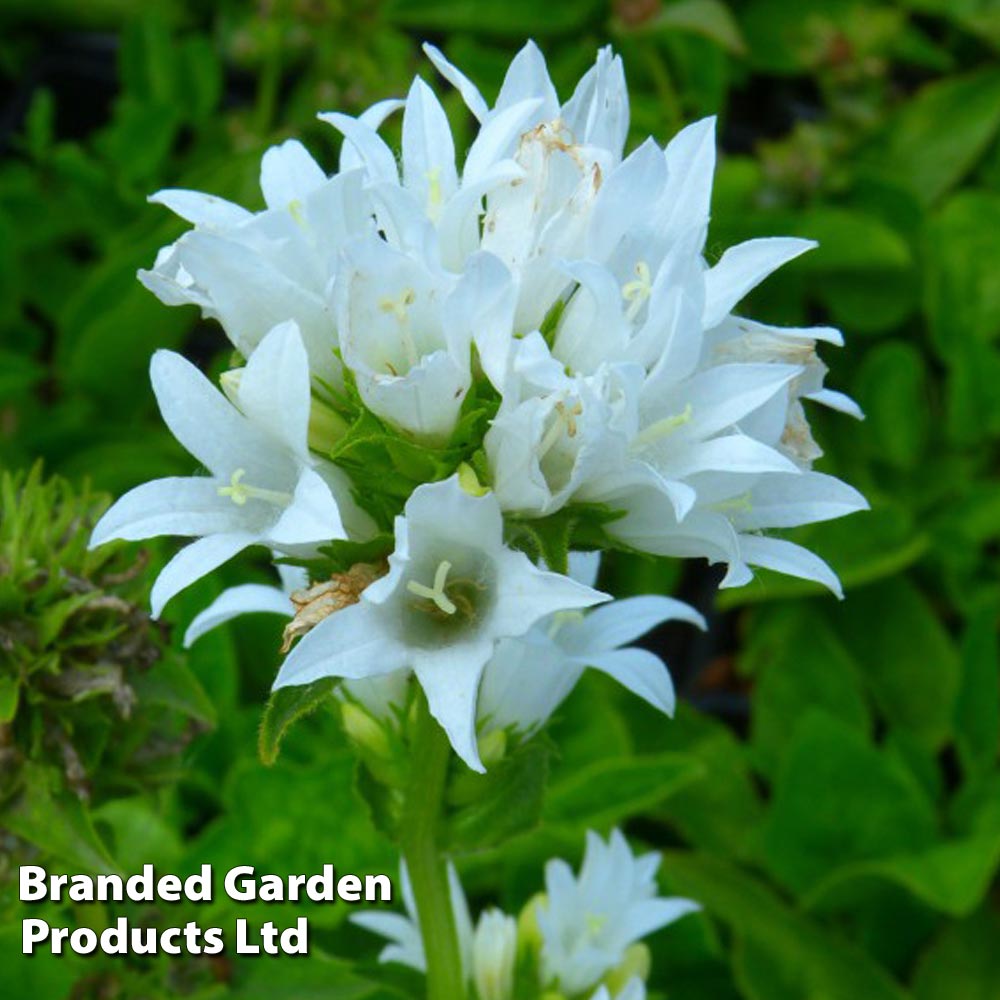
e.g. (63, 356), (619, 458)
(479, 553), (705, 736)
(140, 140), (373, 383)
(538, 829), (698, 996)
(90, 322), (369, 617)
(335, 237), (514, 443)
(272, 475), (608, 771)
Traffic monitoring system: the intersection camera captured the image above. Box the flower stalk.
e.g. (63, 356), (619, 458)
(400, 694), (465, 1000)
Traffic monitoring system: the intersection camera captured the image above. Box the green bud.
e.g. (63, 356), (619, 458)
(478, 727), (507, 768)
(219, 368), (243, 406)
(308, 398), (349, 452)
(340, 702), (391, 760)
(517, 892), (547, 959)
(603, 943), (651, 994)
(457, 462), (489, 497)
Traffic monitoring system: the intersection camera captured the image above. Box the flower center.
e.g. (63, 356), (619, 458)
(378, 288), (419, 374)
(217, 469), (293, 508)
(538, 400), (583, 460)
(406, 560), (458, 616)
(621, 260), (652, 322)
(632, 403), (693, 451)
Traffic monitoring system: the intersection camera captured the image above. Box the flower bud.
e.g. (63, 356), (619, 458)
(340, 701), (391, 760)
(219, 367), (243, 406)
(308, 398), (349, 453)
(602, 944), (651, 994)
(517, 892), (546, 959)
(457, 462), (489, 497)
(473, 908), (517, 1000)
(477, 727), (507, 768)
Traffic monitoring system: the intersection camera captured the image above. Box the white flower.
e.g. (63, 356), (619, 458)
(538, 829), (698, 995)
(140, 140), (376, 383)
(479, 552), (705, 736)
(183, 563), (306, 647)
(589, 978), (647, 1000)
(472, 909), (517, 1000)
(90, 322), (369, 617)
(272, 476), (608, 771)
(335, 236), (514, 443)
(351, 859), (473, 977)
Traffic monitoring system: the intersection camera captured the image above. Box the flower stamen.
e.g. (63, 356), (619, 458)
(217, 468), (293, 507)
(632, 403), (694, 450)
(621, 260), (652, 322)
(407, 560), (458, 615)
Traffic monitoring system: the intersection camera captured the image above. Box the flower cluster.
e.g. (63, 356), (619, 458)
(354, 828), (697, 1000)
(91, 41), (865, 767)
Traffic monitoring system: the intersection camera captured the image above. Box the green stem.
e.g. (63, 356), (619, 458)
(401, 695), (465, 1000)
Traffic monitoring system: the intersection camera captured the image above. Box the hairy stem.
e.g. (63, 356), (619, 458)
(400, 695), (465, 999)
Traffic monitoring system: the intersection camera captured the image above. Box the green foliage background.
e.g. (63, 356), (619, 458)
(1, 0), (999, 997)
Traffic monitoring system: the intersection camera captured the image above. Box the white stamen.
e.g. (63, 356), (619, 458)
(621, 260), (652, 322)
(632, 403), (693, 450)
(407, 560), (457, 615)
(217, 468), (293, 508)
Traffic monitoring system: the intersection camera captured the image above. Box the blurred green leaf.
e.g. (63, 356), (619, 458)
(858, 68), (1000, 205)
(761, 713), (937, 894)
(664, 851), (910, 1000)
(912, 908), (1000, 1000)
(545, 751), (704, 830)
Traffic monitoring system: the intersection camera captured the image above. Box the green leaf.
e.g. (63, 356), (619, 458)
(913, 908), (1000, 1000)
(651, 705), (766, 860)
(0, 675), (19, 723)
(858, 68), (1000, 205)
(954, 609), (1000, 778)
(760, 712), (938, 895)
(132, 653), (217, 727)
(383, 0), (603, 35)
(855, 341), (930, 469)
(258, 678), (337, 766)
(648, 0), (747, 55)
(447, 737), (551, 851)
(926, 191), (1000, 352)
(2, 763), (118, 874)
(228, 953), (403, 999)
(663, 851), (910, 1000)
(803, 830), (1000, 916)
(743, 607), (870, 778)
(545, 752), (704, 830)
(834, 578), (960, 749)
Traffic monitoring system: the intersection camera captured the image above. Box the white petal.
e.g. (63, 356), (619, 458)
(703, 237), (816, 329)
(273, 602), (409, 688)
(582, 647), (676, 715)
(151, 532), (255, 618)
(150, 349), (285, 480)
(567, 550), (602, 588)
(340, 99), (405, 173)
(492, 551), (609, 638)
(464, 98), (544, 185)
(148, 189), (252, 228)
(660, 116), (716, 238)
(260, 139), (326, 210)
(90, 477), (244, 546)
(184, 584), (293, 646)
(319, 112), (400, 185)
(563, 595), (705, 654)
(422, 42), (490, 122)
(494, 40), (558, 118)
(402, 77), (459, 208)
(734, 472), (869, 530)
(661, 435), (802, 479)
(414, 640), (494, 772)
(805, 388), (865, 419)
(735, 534), (843, 598)
(266, 467), (348, 548)
(620, 896), (700, 940)
(402, 478), (505, 558)
(236, 320), (311, 458)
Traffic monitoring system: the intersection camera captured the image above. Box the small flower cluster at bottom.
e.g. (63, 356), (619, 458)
(354, 829), (697, 1000)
